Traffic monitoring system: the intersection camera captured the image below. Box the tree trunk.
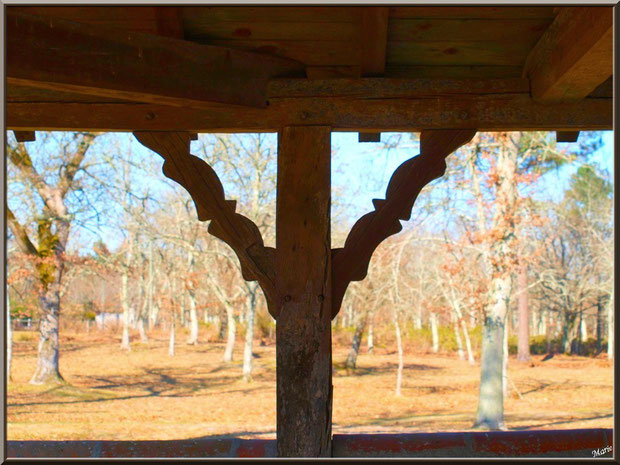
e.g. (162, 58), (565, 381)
(7, 291), (13, 383)
(120, 268), (131, 351)
(503, 319), (509, 398)
(168, 315), (175, 357)
(516, 264), (530, 362)
(454, 321), (465, 360)
(138, 316), (148, 344)
(580, 316), (587, 341)
(187, 289), (199, 345)
(242, 288), (257, 382)
(276, 126), (332, 457)
(30, 278), (65, 384)
(367, 312), (374, 354)
(473, 315), (506, 430)
(345, 316), (365, 369)
(596, 298), (603, 351)
(461, 319), (475, 365)
(394, 313), (404, 396)
(430, 311), (439, 353)
(607, 290), (613, 360)
(223, 304), (236, 362)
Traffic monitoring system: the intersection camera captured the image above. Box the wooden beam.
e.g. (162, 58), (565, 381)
(276, 126), (332, 457)
(360, 7), (390, 77)
(523, 7), (613, 103)
(8, 94), (611, 133)
(332, 129), (476, 317)
(153, 6), (184, 38)
(556, 131), (580, 143)
(13, 131), (36, 142)
(359, 132), (381, 143)
(6, 11), (303, 110)
(358, 7), (389, 142)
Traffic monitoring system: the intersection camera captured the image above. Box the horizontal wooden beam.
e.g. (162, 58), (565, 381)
(13, 131), (36, 142)
(556, 131), (580, 143)
(6, 11), (303, 110)
(523, 7), (613, 103)
(7, 94), (611, 133)
(359, 132), (381, 143)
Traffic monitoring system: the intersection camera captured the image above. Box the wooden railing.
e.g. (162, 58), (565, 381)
(6, 429), (613, 458)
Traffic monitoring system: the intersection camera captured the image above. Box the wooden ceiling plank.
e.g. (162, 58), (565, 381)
(388, 18), (552, 42)
(388, 41), (532, 67)
(154, 6), (185, 39)
(359, 7), (389, 145)
(523, 7), (613, 103)
(198, 39), (360, 67)
(360, 7), (390, 76)
(184, 21), (358, 42)
(8, 96), (611, 133)
(6, 11), (304, 110)
(384, 65), (523, 79)
(389, 7), (556, 20)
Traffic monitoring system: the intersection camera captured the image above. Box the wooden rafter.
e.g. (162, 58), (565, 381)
(132, 131), (277, 316)
(6, 11), (304, 110)
(359, 7), (389, 142)
(523, 7), (613, 103)
(331, 129), (477, 317)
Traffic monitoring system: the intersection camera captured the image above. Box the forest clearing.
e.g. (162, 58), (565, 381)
(7, 329), (613, 441)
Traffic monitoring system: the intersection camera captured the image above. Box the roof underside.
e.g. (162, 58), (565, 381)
(6, 6), (614, 133)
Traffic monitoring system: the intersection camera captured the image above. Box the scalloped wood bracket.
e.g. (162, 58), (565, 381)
(331, 129), (477, 318)
(133, 131), (277, 317)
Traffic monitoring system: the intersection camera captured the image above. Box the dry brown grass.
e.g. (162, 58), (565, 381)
(7, 330), (613, 440)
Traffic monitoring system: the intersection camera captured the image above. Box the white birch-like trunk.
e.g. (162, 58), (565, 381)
(223, 305), (236, 362)
(462, 319), (475, 365)
(367, 320), (374, 353)
(455, 321), (465, 360)
(187, 290), (199, 345)
(168, 316), (175, 357)
(120, 269), (131, 351)
(502, 320), (509, 398)
(580, 317), (588, 342)
(7, 292), (13, 383)
(607, 290), (614, 359)
(242, 290), (257, 381)
(394, 312), (403, 396)
(430, 312), (439, 353)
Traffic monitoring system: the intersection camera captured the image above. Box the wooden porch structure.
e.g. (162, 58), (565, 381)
(5, 5), (614, 458)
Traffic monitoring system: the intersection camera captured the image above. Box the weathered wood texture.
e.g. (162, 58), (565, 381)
(276, 126), (332, 457)
(132, 132), (276, 316)
(332, 129), (476, 317)
(7, 93), (610, 133)
(523, 7), (613, 103)
(6, 11), (303, 109)
(360, 7), (389, 76)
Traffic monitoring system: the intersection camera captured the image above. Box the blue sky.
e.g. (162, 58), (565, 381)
(9, 130), (612, 254)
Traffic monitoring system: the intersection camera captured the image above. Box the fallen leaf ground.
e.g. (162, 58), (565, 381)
(7, 330), (613, 440)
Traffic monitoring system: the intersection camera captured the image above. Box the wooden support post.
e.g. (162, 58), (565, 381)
(276, 126), (332, 457)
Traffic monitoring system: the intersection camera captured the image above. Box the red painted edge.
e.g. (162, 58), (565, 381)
(6, 429), (613, 458)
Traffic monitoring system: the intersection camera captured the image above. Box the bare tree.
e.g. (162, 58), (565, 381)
(7, 132), (99, 384)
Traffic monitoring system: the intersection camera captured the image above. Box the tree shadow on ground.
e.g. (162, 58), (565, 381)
(8, 364), (260, 408)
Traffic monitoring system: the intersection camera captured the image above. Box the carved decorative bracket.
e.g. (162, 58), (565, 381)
(133, 131), (277, 316)
(331, 129), (477, 318)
